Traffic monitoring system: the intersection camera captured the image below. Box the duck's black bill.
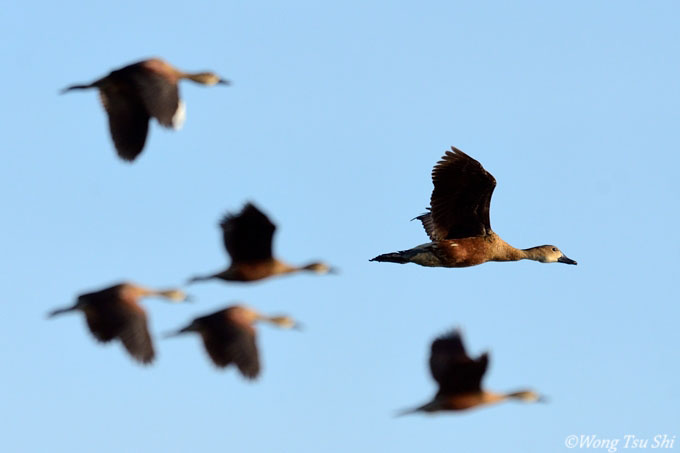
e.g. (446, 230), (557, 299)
(218, 79), (231, 85)
(558, 256), (577, 265)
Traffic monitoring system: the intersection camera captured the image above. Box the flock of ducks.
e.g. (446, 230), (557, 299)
(51, 58), (576, 414)
(48, 203), (320, 379)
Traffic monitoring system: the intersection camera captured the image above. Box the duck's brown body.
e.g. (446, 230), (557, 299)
(209, 259), (299, 282)
(415, 391), (507, 412)
(443, 392), (504, 410)
(386, 233), (523, 268)
(371, 147), (576, 268)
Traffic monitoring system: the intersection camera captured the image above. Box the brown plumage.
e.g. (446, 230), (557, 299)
(189, 203), (336, 283)
(371, 146), (577, 267)
(61, 58), (230, 161)
(48, 282), (188, 364)
(398, 329), (543, 415)
(166, 305), (300, 379)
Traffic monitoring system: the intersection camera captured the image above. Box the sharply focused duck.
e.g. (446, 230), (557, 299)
(47, 282), (189, 364)
(61, 58), (230, 161)
(189, 203), (336, 283)
(371, 147), (577, 267)
(398, 329), (544, 415)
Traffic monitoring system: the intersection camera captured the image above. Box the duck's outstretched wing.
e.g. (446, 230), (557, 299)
(429, 329), (488, 397)
(220, 203), (276, 264)
(99, 86), (150, 161)
(428, 147), (496, 239)
(200, 320), (261, 379)
(118, 306), (155, 365)
(413, 208), (439, 241)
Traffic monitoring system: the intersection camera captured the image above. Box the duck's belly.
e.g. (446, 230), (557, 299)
(228, 261), (279, 282)
(442, 392), (488, 411)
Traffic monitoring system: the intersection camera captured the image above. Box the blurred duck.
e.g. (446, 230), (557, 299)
(48, 282), (188, 364)
(189, 203), (336, 284)
(61, 58), (230, 161)
(399, 329), (544, 415)
(371, 147), (577, 267)
(166, 305), (300, 379)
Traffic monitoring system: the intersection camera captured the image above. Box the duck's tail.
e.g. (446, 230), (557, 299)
(369, 251), (408, 264)
(60, 82), (97, 94)
(47, 305), (78, 318)
(163, 324), (196, 339)
(394, 405), (422, 417)
(187, 274), (213, 285)
(394, 400), (442, 417)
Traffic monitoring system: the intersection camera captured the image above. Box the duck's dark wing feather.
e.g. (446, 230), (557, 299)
(99, 87), (149, 161)
(413, 208), (439, 241)
(200, 322), (261, 379)
(220, 203), (276, 263)
(429, 329), (488, 396)
(118, 305), (155, 365)
(83, 298), (154, 364)
(83, 306), (126, 342)
(428, 147), (496, 239)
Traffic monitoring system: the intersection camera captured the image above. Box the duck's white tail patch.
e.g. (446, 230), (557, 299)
(172, 100), (186, 130)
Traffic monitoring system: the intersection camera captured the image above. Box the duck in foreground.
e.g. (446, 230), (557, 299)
(61, 58), (230, 161)
(398, 329), (544, 415)
(370, 147), (577, 267)
(189, 203), (336, 284)
(165, 305), (300, 379)
(48, 282), (189, 364)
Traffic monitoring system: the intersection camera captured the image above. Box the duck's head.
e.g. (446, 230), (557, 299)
(261, 315), (303, 331)
(158, 289), (191, 303)
(507, 390), (546, 403)
(186, 72), (231, 86)
(534, 245), (577, 265)
(302, 262), (338, 274)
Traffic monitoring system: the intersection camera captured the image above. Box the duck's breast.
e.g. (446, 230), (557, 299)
(438, 237), (495, 267)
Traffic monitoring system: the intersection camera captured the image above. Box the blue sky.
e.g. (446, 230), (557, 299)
(1, 1), (679, 452)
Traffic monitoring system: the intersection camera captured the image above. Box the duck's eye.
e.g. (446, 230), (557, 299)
(552, 247), (557, 252)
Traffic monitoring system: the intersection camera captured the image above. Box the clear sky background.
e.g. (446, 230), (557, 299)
(1, 1), (679, 452)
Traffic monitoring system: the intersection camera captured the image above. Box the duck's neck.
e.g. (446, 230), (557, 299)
(131, 286), (184, 301)
(271, 260), (300, 275)
(276, 262), (324, 274)
(490, 236), (529, 262)
(471, 391), (502, 404)
(182, 72), (204, 83)
(493, 239), (545, 262)
(518, 246), (547, 262)
(482, 390), (537, 404)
